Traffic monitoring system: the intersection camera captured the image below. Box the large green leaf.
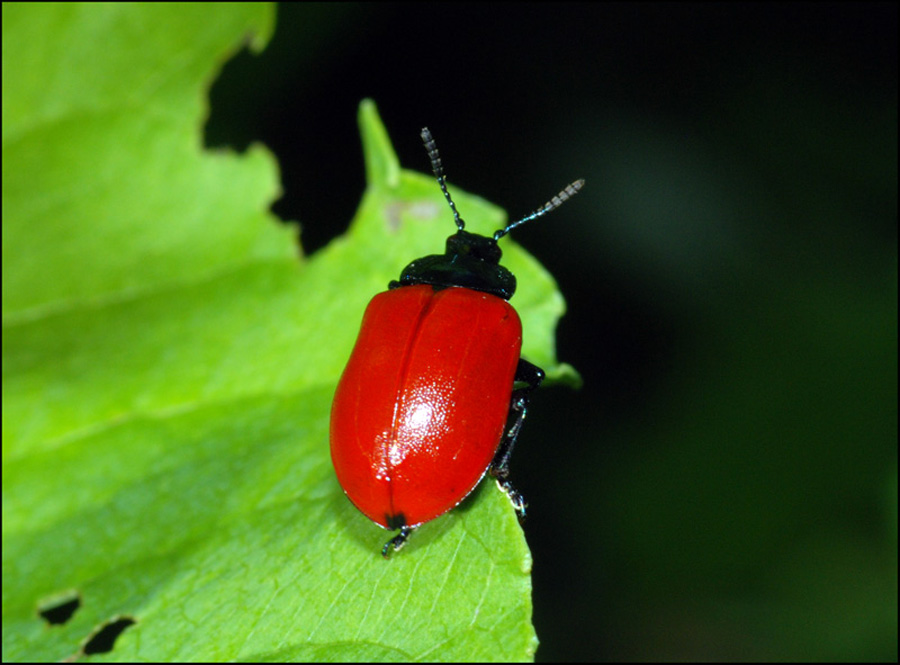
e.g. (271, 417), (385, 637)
(3, 4), (573, 661)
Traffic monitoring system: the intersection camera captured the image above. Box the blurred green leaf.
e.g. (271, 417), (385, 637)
(2, 5), (576, 662)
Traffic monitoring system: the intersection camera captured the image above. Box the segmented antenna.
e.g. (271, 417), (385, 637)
(494, 179), (585, 240)
(421, 127), (465, 231)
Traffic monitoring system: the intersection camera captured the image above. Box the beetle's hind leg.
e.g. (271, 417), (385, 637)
(382, 526), (415, 558)
(489, 358), (544, 524)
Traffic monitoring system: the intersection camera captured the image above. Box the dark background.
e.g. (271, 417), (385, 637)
(206, 3), (897, 661)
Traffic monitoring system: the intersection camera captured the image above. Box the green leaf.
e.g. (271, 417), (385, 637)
(3, 6), (571, 661)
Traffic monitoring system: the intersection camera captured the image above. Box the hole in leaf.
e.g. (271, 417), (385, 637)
(37, 591), (81, 625)
(82, 616), (136, 655)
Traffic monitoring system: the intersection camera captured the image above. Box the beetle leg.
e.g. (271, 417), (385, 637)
(382, 526), (415, 558)
(489, 358), (544, 524)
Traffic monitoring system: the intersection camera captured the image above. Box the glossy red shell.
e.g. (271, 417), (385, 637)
(330, 284), (522, 529)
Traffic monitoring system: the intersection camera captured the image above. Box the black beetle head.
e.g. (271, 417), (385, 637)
(389, 128), (583, 301)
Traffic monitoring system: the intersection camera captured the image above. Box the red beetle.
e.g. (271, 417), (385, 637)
(331, 128), (583, 557)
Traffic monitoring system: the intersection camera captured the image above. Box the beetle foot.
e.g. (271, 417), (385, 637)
(494, 476), (528, 524)
(382, 526), (414, 558)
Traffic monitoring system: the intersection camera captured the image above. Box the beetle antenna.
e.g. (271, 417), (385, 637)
(421, 127), (465, 231)
(494, 179), (585, 241)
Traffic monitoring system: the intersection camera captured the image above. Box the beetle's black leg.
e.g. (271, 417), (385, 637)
(489, 358), (544, 524)
(382, 526), (415, 558)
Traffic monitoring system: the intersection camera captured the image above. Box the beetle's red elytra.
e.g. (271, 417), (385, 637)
(330, 128), (583, 557)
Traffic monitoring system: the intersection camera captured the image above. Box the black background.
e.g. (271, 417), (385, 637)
(207, 4), (897, 661)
